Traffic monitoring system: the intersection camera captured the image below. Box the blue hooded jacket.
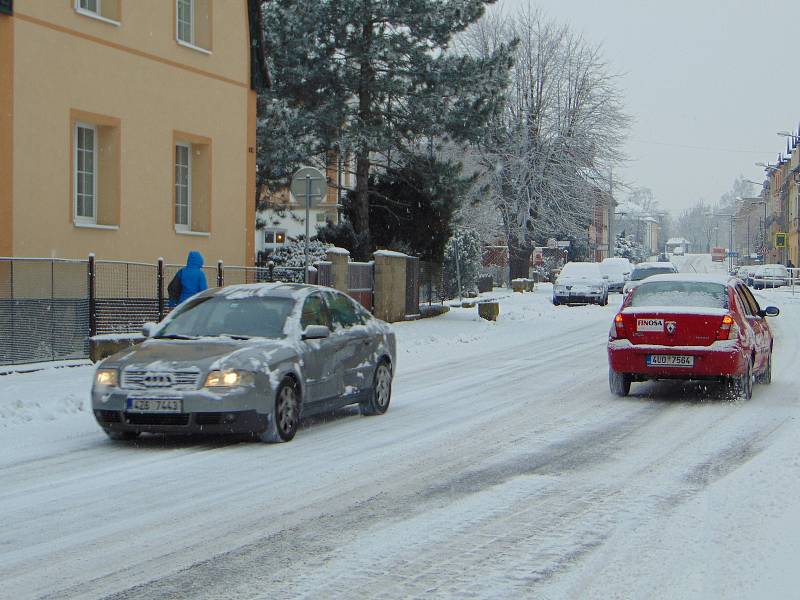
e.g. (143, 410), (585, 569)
(177, 251), (208, 304)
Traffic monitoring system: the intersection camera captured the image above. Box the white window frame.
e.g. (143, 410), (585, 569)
(74, 0), (120, 27)
(74, 121), (97, 225)
(175, 143), (192, 232)
(176, 0), (194, 45)
(264, 229), (287, 247)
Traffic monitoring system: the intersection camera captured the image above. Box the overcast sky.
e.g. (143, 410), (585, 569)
(497, 0), (800, 216)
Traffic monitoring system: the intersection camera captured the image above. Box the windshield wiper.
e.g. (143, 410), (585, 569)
(154, 334), (198, 340)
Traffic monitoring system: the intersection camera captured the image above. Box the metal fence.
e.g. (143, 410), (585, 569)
(0, 256), (308, 366)
(405, 257), (420, 317)
(348, 262), (374, 311)
(419, 260), (445, 305)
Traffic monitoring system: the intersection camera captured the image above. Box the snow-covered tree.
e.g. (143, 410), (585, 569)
(260, 0), (515, 259)
(443, 229), (483, 297)
(615, 233), (648, 263)
(268, 236), (332, 268)
(459, 6), (629, 278)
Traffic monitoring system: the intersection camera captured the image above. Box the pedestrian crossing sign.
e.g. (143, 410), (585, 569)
(775, 232), (787, 248)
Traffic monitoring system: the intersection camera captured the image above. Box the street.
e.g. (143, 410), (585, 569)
(2, 257), (800, 599)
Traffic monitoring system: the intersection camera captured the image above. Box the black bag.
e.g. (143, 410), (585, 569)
(167, 270), (183, 304)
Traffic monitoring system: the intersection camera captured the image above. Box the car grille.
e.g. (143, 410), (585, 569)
(121, 369), (201, 390)
(95, 410), (121, 423)
(124, 413), (190, 426)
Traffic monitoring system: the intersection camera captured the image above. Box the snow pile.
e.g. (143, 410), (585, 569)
(0, 366), (93, 429)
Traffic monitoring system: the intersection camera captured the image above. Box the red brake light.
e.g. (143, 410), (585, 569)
(611, 313), (627, 340)
(717, 313), (738, 340)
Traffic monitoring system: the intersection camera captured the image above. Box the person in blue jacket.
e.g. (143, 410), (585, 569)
(169, 250), (208, 307)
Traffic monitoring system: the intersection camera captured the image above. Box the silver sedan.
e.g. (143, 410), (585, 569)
(92, 283), (396, 443)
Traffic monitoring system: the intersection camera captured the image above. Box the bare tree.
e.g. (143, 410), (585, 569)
(459, 5), (629, 277)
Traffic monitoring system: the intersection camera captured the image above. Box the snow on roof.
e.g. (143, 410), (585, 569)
(666, 238), (691, 245)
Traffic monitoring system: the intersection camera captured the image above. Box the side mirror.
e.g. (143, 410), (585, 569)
(302, 325), (331, 340)
(142, 322), (158, 338)
(761, 306), (780, 318)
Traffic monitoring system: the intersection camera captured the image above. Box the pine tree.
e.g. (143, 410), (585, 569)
(260, 0), (514, 259)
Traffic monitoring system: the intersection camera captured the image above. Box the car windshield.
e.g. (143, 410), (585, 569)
(600, 260), (630, 276)
(157, 296), (295, 339)
(629, 281), (728, 309)
(630, 266), (676, 281)
(560, 263), (601, 278)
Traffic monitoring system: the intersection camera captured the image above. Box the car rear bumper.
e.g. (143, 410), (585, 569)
(554, 291), (604, 303)
(607, 339), (748, 380)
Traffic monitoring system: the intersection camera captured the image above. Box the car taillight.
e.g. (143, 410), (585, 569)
(610, 313), (627, 340)
(717, 313), (738, 340)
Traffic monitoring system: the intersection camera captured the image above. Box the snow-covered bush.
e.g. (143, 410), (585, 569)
(268, 236), (332, 268)
(443, 229), (482, 298)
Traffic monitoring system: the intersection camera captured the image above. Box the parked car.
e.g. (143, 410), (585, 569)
(750, 264), (790, 289)
(622, 261), (679, 295)
(608, 274), (779, 400)
(600, 257), (634, 293)
(735, 265), (755, 283)
(672, 246), (685, 256)
(552, 262), (609, 306)
(92, 283), (396, 443)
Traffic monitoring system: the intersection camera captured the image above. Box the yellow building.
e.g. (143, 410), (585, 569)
(0, 0), (266, 265)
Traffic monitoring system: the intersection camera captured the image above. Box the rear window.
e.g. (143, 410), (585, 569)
(630, 266), (676, 281)
(629, 281), (728, 309)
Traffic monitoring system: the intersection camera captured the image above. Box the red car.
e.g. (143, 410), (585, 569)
(607, 274), (779, 399)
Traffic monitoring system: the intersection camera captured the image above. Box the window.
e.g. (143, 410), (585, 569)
(75, 0), (121, 25)
(74, 122), (96, 223)
(175, 143), (191, 230)
(176, 0), (193, 44)
(323, 291), (363, 329)
(264, 230), (286, 246)
(630, 281), (728, 309)
(176, 0), (211, 52)
(301, 294), (331, 330)
(173, 132), (211, 234)
(71, 111), (121, 228)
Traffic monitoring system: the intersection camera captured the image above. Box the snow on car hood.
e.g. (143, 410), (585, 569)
(556, 276), (605, 286)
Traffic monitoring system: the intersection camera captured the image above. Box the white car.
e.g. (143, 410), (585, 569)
(750, 264), (790, 289)
(553, 262), (609, 306)
(622, 261), (679, 295)
(600, 257), (633, 293)
(672, 246), (685, 256)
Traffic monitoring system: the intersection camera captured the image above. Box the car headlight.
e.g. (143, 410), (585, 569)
(204, 370), (255, 388)
(95, 368), (118, 388)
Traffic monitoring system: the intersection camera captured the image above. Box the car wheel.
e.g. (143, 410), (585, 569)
(609, 368), (631, 397)
(552, 297), (560, 306)
(103, 429), (140, 441)
(260, 378), (300, 443)
(755, 353), (772, 385)
(730, 359), (753, 400)
(361, 361), (392, 416)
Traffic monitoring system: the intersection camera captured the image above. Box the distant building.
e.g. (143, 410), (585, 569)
(665, 238), (691, 254)
(0, 0), (268, 264)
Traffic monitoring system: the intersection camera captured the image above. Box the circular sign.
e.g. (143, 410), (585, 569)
(290, 166), (327, 208)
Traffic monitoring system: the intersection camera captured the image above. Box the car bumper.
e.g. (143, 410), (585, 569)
(607, 339), (748, 380)
(92, 387), (270, 435)
(554, 291), (605, 303)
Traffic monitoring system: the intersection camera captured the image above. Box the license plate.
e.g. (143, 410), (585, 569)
(126, 397), (183, 413)
(646, 355), (694, 368)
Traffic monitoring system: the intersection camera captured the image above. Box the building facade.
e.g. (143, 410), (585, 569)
(0, 0), (265, 265)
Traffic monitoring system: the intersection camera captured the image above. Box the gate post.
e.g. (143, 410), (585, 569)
(217, 260), (224, 287)
(88, 253), (96, 337)
(157, 257), (165, 321)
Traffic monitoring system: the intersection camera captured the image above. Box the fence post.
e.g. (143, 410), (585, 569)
(268, 261), (275, 282)
(88, 253), (96, 337)
(217, 260), (224, 287)
(157, 257), (165, 321)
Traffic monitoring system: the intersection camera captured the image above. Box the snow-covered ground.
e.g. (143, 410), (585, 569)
(2, 255), (800, 599)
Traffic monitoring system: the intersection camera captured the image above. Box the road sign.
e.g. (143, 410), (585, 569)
(727, 251), (739, 258)
(290, 166), (326, 208)
(290, 166), (327, 283)
(775, 232), (787, 248)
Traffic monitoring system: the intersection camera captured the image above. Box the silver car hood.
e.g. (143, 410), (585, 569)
(104, 337), (296, 372)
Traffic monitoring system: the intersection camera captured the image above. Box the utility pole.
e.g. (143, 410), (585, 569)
(607, 169), (615, 258)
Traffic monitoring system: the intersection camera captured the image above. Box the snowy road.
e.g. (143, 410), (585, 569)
(3, 258), (800, 599)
